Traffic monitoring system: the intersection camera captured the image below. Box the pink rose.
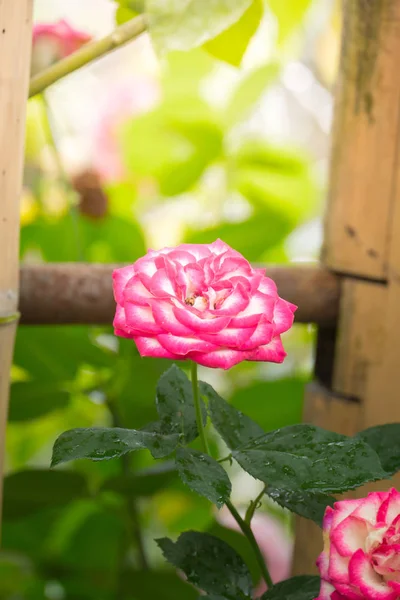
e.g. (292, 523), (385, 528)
(31, 20), (91, 75)
(112, 239), (296, 369)
(218, 510), (293, 596)
(316, 488), (400, 600)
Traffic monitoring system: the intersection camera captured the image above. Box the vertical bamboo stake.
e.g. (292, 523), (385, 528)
(293, 0), (400, 574)
(0, 1), (33, 539)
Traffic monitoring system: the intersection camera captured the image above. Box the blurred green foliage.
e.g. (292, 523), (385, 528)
(3, 1), (318, 598)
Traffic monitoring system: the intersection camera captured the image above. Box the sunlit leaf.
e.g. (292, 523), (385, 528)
(113, 0), (143, 24)
(267, 0), (313, 43)
(224, 62), (280, 126)
(185, 211), (293, 261)
(146, 0), (254, 54)
(204, 0), (263, 66)
(21, 213), (146, 263)
(122, 99), (223, 196)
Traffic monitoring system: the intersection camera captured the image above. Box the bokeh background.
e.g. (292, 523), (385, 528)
(3, 1), (341, 598)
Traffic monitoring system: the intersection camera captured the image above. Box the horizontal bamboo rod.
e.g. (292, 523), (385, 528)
(18, 263), (340, 326)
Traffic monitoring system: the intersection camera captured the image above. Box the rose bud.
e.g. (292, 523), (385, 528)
(31, 19), (91, 75)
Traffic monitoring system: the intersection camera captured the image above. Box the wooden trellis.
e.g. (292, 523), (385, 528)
(293, 0), (400, 574)
(1, 0), (399, 571)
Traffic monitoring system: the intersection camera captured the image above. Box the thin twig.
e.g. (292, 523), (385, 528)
(29, 15), (147, 97)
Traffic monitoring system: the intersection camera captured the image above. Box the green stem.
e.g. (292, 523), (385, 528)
(245, 485), (267, 526)
(191, 361), (209, 455)
(29, 15), (147, 97)
(190, 362), (274, 591)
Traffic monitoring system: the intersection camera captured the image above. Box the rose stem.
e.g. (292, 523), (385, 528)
(190, 361), (274, 591)
(29, 15), (147, 97)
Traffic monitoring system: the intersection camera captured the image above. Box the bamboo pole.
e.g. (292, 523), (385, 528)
(0, 1), (33, 539)
(17, 263), (340, 326)
(293, 0), (400, 574)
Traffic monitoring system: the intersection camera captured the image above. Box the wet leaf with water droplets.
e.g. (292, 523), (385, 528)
(51, 426), (179, 467)
(156, 365), (207, 443)
(233, 424), (387, 494)
(356, 423), (400, 476)
(157, 531), (253, 598)
(201, 381), (264, 449)
(260, 575), (320, 599)
(265, 487), (335, 526)
(176, 447), (231, 508)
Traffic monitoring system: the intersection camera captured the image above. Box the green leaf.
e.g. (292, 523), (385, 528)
(261, 575), (320, 599)
(146, 0), (253, 54)
(157, 531), (253, 597)
(232, 140), (316, 226)
(229, 378), (306, 433)
(268, 0), (313, 43)
(156, 365), (207, 443)
(203, 381), (264, 449)
(185, 211), (292, 261)
(234, 166), (315, 225)
(2, 470), (89, 520)
(51, 426), (180, 467)
(112, 339), (173, 429)
(101, 461), (177, 497)
(59, 508), (124, 574)
(206, 522), (261, 586)
(232, 424), (387, 495)
(176, 447), (231, 508)
(224, 62), (280, 126)
(204, 0), (263, 66)
(21, 213), (146, 263)
(14, 326), (112, 382)
(113, 0), (143, 24)
(9, 381), (69, 422)
(356, 423), (400, 476)
(121, 570), (198, 600)
(122, 100), (222, 196)
(265, 487), (335, 526)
